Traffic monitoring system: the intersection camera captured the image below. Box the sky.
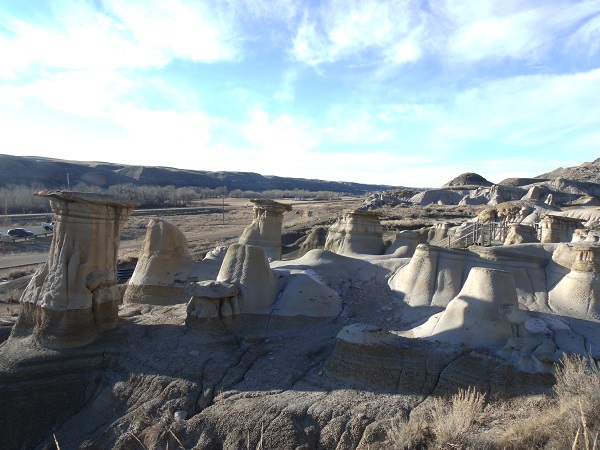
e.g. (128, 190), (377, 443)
(0, 1), (599, 188)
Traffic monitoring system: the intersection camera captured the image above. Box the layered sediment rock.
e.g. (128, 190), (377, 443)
(187, 244), (343, 336)
(504, 223), (539, 245)
(388, 243), (551, 310)
(238, 199), (292, 260)
(385, 230), (421, 257)
(549, 244), (600, 320)
(324, 210), (384, 255)
(540, 214), (585, 243)
(413, 268), (523, 349)
(123, 219), (195, 305)
(11, 190), (137, 349)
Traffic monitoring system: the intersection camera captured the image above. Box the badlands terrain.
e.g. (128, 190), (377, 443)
(1, 158), (600, 449)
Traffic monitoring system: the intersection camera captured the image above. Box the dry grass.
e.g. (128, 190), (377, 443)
(387, 355), (600, 449)
(4, 266), (36, 280)
(388, 387), (487, 449)
(428, 387), (487, 449)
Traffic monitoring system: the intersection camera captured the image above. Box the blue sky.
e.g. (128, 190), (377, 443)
(1, 0), (599, 188)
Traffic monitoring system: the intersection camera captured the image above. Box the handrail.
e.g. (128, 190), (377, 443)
(431, 222), (507, 249)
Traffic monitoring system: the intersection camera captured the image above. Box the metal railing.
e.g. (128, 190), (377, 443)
(431, 222), (507, 249)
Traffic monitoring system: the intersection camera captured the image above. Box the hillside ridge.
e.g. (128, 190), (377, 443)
(0, 154), (399, 194)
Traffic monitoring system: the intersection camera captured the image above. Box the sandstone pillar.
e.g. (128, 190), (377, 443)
(238, 199), (292, 260)
(11, 190), (137, 349)
(540, 215), (584, 243)
(324, 210), (384, 255)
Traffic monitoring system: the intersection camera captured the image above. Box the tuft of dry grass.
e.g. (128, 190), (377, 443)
(428, 387), (487, 449)
(387, 355), (600, 449)
(4, 267), (36, 280)
(387, 387), (487, 449)
(495, 353), (600, 450)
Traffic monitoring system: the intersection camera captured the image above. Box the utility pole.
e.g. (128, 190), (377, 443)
(222, 194), (225, 225)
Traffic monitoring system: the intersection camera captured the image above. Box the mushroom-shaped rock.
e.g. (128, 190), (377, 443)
(185, 280), (239, 336)
(123, 219), (195, 305)
(217, 243), (277, 313)
(504, 224), (538, 245)
(413, 268), (521, 349)
(11, 190), (137, 349)
(549, 244), (600, 320)
(540, 214), (585, 243)
(324, 210), (384, 255)
(238, 199), (292, 261)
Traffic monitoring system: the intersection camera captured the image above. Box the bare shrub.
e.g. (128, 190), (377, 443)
(554, 353), (600, 449)
(386, 388), (487, 449)
(386, 412), (429, 449)
(429, 387), (487, 449)
(5, 267), (36, 280)
(496, 353), (600, 449)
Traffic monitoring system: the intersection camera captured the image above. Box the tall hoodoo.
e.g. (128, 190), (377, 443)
(11, 190), (137, 349)
(324, 209), (384, 255)
(238, 199), (292, 261)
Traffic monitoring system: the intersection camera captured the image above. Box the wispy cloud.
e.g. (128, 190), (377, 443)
(0, 0), (243, 78)
(290, 0), (600, 71)
(292, 0), (421, 66)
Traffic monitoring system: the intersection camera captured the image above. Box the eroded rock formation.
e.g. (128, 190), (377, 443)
(238, 198), (292, 261)
(324, 210), (384, 255)
(124, 219), (196, 305)
(413, 268), (522, 348)
(11, 190), (137, 349)
(540, 214), (585, 243)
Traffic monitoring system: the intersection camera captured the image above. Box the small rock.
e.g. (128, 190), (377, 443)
(174, 410), (187, 420)
(189, 350), (200, 357)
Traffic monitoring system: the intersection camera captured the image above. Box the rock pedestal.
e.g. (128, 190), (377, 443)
(504, 223), (538, 245)
(324, 210), (384, 255)
(216, 243), (277, 313)
(540, 214), (584, 243)
(413, 268), (522, 349)
(238, 199), (292, 261)
(11, 191), (137, 349)
(549, 244), (600, 319)
(123, 219), (195, 305)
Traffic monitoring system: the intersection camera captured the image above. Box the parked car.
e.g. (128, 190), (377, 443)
(7, 228), (34, 237)
(42, 221), (55, 231)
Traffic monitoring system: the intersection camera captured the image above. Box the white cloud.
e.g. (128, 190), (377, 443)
(0, 0), (243, 78)
(566, 11), (600, 58)
(0, 71), (130, 117)
(105, 0), (240, 63)
(292, 0), (419, 66)
(243, 109), (320, 154)
(290, 0), (600, 69)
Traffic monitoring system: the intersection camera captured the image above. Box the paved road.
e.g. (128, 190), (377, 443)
(0, 238), (148, 270)
(0, 226), (250, 270)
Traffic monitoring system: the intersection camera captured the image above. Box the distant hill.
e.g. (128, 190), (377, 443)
(536, 158), (600, 183)
(442, 172), (492, 188)
(0, 154), (400, 194)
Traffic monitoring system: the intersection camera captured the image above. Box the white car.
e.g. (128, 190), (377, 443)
(42, 221), (55, 231)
